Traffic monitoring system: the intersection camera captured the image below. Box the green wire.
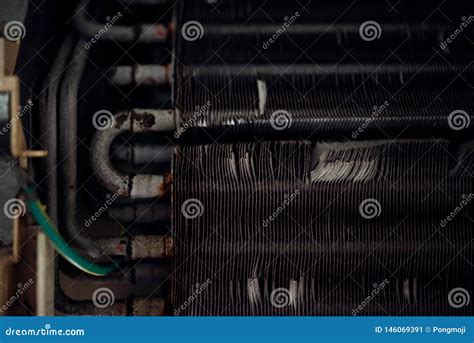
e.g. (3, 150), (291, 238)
(24, 186), (121, 276)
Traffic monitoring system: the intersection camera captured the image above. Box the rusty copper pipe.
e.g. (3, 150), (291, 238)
(90, 109), (175, 198)
(96, 235), (173, 259)
(109, 64), (173, 86)
(74, 0), (170, 44)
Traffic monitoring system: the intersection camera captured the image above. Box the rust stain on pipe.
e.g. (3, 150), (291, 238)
(132, 111), (156, 129)
(161, 172), (173, 195)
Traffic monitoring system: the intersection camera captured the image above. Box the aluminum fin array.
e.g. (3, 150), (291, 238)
(172, 141), (474, 315)
(174, 0), (474, 138)
(171, 0), (474, 316)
